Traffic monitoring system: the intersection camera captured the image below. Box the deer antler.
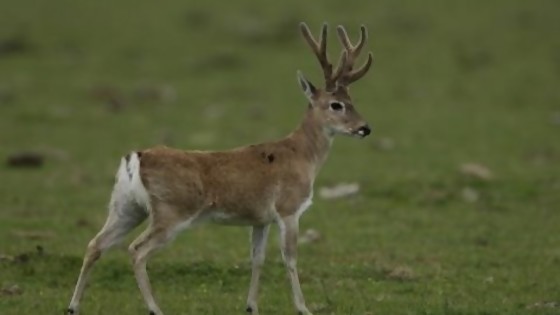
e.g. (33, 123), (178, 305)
(335, 25), (374, 87)
(299, 22), (347, 91)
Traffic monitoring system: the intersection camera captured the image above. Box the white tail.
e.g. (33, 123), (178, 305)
(67, 22), (374, 315)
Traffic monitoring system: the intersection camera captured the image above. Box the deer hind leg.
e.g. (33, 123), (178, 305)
(278, 215), (313, 315)
(129, 203), (196, 315)
(68, 153), (148, 315)
(67, 196), (147, 314)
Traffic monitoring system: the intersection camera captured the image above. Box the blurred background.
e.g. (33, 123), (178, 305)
(0, 0), (559, 314)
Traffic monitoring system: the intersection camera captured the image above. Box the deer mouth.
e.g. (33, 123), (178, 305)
(351, 125), (371, 138)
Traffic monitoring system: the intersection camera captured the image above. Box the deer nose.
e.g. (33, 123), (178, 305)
(357, 124), (371, 137)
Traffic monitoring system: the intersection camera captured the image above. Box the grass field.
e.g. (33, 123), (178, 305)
(1, 0), (560, 314)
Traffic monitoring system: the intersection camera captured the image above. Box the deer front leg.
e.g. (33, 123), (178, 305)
(278, 215), (312, 315)
(246, 225), (270, 314)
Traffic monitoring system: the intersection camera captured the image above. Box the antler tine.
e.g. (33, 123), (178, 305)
(332, 50), (348, 82)
(354, 25), (368, 57)
(300, 22), (340, 90)
(319, 23), (328, 55)
(336, 25), (368, 58)
(336, 25), (352, 50)
(335, 24), (373, 86)
(300, 22), (321, 57)
(347, 52), (373, 84)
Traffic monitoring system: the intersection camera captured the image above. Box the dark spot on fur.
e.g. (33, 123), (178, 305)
(260, 151), (275, 163)
(137, 151), (143, 159)
(267, 154), (275, 163)
(124, 153), (131, 163)
(67, 308), (75, 314)
(149, 311), (156, 315)
(246, 306), (253, 313)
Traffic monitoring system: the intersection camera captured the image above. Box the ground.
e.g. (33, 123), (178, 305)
(0, 0), (559, 314)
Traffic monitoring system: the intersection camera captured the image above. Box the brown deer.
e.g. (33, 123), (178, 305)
(67, 22), (373, 315)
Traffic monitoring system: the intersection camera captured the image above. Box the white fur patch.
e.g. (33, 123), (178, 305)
(295, 192), (313, 219)
(208, 210), (236, 222)
(113, 152), (151, 214)
(169, 215), (198, 239)
(128, 153), (151, 211)
(204, 209), (259, 226)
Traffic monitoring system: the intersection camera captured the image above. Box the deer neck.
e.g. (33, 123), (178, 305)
(289, 107), (334, 175)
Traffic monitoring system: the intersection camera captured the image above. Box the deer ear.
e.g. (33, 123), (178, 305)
(297, 70), (317, 104)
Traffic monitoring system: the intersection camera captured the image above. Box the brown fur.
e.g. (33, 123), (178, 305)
(139, 107), (330, 225)
(67, 22), (373, 315)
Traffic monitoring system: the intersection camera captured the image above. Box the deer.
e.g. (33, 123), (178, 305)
(67, 21), (374, 315)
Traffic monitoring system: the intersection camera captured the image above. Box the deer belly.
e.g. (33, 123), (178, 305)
(205, 207), (275, 226)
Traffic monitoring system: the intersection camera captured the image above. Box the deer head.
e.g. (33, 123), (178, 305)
(297, 22), (373, 138)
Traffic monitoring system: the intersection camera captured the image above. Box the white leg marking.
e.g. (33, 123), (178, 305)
(295, 192), (313, 219)
(246, 225), (270, 314)
(278, 215), (312, 315)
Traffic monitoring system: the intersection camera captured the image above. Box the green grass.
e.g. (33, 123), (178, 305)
(1, 0), (560, 314)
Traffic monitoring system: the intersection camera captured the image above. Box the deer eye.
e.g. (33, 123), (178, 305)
(330, 102), (344, 111)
